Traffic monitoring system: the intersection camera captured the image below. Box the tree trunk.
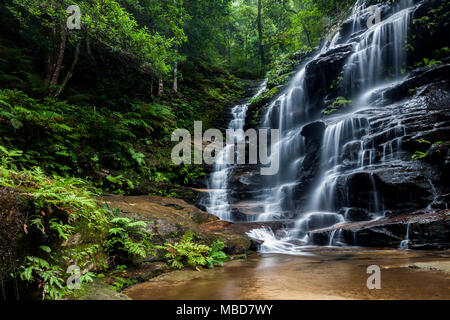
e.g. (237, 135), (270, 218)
(301, 22), (313, 48)
(158, 75), (164, 96)
(257, 0), (265, 70)
(49, 26), (67, 95)
(173, 63), (178, 93)
(44, 23), (57, 84)
(150, 76), (154, 100)
(54, 42), (80, 98)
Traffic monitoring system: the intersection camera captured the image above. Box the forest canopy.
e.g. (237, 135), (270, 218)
(0, 0), (355, 189)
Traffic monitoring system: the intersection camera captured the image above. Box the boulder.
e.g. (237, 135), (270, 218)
(102, 195), (252, 255)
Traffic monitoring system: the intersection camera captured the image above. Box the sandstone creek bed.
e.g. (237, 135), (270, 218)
(123, 248), (450, 300)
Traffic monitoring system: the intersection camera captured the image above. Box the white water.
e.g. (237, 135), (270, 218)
(205, 80), (267, 221)
(399, 223), (411, 250)
(246, 228), (312, 256)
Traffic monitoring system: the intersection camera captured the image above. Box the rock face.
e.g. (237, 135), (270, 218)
(0, 187), (35, 298)
(309, 210), (450, 249)
(305, 44), (354, 111)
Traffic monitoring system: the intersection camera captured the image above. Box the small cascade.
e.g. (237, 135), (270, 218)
(343, 1), (412, 94)
(246, 228), (311, 256)
(205, 80), (267, 221)
(293, 212), (345, 243)
(426, 178), (445, 211)
(257, 65), (316, 220)
(399, 223), (411, 250)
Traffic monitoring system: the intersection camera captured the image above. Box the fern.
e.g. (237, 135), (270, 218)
(163, 232), (228, 270)
(103, 208), (155, 265)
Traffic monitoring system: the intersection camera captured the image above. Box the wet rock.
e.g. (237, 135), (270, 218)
(130, 182), (208, 208)
(301, 121), (326, 143)
(294, 122), (327, 201)
(305, 44), (354, 111)
(407, 261), (450, 273)
(309, 210), (450, 249)
(338, 207), (374, 222)
(383, 65), (450, 103)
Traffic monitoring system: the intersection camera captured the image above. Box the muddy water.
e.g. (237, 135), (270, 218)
(124, 248), (450, 300)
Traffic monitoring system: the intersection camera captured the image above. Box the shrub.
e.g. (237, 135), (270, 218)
(163, 231), (227, 270)
(103, 206), (155, 266)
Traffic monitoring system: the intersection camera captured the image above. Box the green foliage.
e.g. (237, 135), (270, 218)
(20, 255), (66, 300)
(433, 46), (450, 58)
(7, 0), (186, 76)
(103, 206), (155, 265)
(412, 4), (448, 36)
(109, 276), (138, 292)
(178, 164), (206, 185)
(321, 97), (352, 115)
(162, 231), (227, 270)
(0, 147), (109, 239)
(332, 97), (353, 107)
(411, 140), (444, 161)
(249, 87), (279, 107)
(19, 246), (95, 300)
(0, 147), (103, 298)
(330, 72), (345, 89)
(417, 139), (431, 145)
(322, 108), (338, 115)
(414, 57), (442, 68)
(412, 150), (428, 161)
(205, 239), (227, 269)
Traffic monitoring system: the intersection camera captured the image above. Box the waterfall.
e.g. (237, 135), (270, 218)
(205, 80), (267, 221)
(399, 223), (411, 250)
(257, 58), (321, 221)
(246, 0), (419, 253)
(343, 3), (412, 94)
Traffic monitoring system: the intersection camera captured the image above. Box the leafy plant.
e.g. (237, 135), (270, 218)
(109, 276), (138, 292)
(205, 240), (227, 269)
(19, 246), (94, 300)
(322, 108), (338, 115)
(20, 255), (66, 300)
(414, 57), (442, 68)
(411, 140), (444, 161)
(163, 232), (227, 270)
(330, 72), (344, 89)
(103, 206), (155, 266)
(332, 97), (353, 107)
(412, 150), (428, 161)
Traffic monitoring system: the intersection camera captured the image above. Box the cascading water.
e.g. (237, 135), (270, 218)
(242, 0), (422, 254)
(399, 223), (411, 250)
(205, 80), (267, 221)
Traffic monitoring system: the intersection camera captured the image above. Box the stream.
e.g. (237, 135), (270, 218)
(125, 249), (450, 300)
